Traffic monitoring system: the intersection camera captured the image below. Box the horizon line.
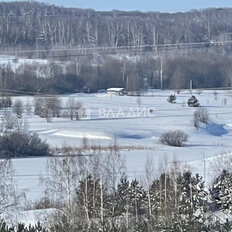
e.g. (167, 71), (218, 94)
(1, 0), (231, 14)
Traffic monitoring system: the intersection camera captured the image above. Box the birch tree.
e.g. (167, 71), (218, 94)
(41, 155), (87, 228)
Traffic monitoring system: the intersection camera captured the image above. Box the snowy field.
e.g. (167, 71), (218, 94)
(5, 89), (232, 222)
(0, 55), (67, 77)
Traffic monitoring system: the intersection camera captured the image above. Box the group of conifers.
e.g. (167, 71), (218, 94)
(167, 94), (200, 107)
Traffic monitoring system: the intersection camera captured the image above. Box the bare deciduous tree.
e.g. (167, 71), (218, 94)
(41, 155), (87, 227)
(0, 159), (26, 222)
(66, 97), (84, 120)
(34, 97), (45, 117)
(136, 96), (142, 108)
(13, 99), (23, 118)
(1, 111), (28, 133)
(34, 96), (61, 122)
(41, 145), (126, 229)
(1, 112), (18, 131)
(44, 97), (61, 118)
(25, 100), (32, 115)
(193, 108), (209, 128)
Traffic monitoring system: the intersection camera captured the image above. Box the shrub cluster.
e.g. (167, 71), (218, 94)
(0, 132), (50, 158)
(160, 130), (188, 147)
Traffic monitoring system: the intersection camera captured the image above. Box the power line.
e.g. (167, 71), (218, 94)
(0, 40), (230, 56)
(0, 88), (54, 96)
(0, 85), (231, 96)
(0, 41), (228, 63)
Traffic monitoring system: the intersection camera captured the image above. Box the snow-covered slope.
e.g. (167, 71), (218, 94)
(0, 55), (67, 77)
(7, 89), (232, 204)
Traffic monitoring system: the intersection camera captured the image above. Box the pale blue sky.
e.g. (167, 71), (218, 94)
(4, 0), (232, 12)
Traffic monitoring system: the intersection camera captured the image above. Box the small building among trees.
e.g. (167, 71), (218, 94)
(107, 88), (126, 95)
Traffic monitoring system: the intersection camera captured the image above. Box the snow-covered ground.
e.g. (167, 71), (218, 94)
(4, 89), (232, 222)
(0, 55), (48, 71)
(0, 55), (67, 77)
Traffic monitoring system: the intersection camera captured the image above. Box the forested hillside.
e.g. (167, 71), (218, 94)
(1, 2), (232, 92)
(0, 2), (232, 50)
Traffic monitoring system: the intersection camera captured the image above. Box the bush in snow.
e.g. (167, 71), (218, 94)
(194, 108), (209, 125)
(1, 111), (18, 131)
(0, 131), (50, 158)
(0, 96), (12, 109)
(160, 130), (188, 147)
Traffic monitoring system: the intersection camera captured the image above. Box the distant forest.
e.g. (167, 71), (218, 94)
(0, 2), (232, 50)
(1, 2), (232, 93)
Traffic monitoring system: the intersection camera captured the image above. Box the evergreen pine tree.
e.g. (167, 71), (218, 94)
(114, 177), (131, 216)
(210, 169), (232, 212)
(128, 179), (147, 219)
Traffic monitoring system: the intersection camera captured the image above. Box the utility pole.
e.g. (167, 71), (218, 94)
(122, 62), (126, 85)
(126, 75), (129, 91)
(160, 57), (163, 90)
(190, 80), (193, 92)
(0, 68), (3, 96)
(36, 37), (39, 58)
(0, 68), (2, 90)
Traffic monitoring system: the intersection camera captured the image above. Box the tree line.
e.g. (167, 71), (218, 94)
(1, 2), (232, 92)
(1, 152), (232, 231)
(37, 153), (232, 231)
(0, 2), (232, 53)
(1, 52), (232, 93)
